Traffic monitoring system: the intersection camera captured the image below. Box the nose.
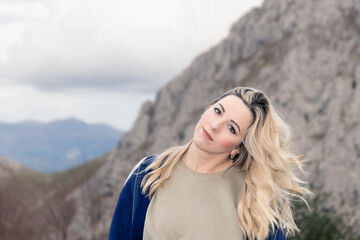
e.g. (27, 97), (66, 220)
(210, 123), (216, 132)
(210, 119), (223, 132)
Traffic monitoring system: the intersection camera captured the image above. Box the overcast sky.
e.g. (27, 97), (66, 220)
(0, 0), (263, 130)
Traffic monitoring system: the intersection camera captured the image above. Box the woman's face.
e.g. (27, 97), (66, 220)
(193, 95), (253, 157)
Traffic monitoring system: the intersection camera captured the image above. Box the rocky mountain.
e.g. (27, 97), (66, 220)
(68, 0), (360, 238)
(0, 156), (30, 178)
(0, 118), (123, 173)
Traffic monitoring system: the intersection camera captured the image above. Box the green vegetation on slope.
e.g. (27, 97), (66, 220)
(289, 188), (360, 240)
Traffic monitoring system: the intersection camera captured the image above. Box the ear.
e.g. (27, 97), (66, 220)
(230, 149), (240, 159)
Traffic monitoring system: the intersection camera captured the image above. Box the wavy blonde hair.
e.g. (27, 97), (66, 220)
(141, 87), (311, 239)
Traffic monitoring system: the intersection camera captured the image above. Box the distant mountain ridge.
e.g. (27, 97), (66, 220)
(0, 118), (123, 173)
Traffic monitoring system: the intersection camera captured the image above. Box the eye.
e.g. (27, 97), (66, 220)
(214, 107), (221, 115)
(228, 125), (236, 134)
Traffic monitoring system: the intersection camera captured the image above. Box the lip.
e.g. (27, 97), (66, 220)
(202, 127), (213, 141)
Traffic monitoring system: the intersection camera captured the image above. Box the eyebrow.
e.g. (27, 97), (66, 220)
(218, 103), (241, 134)
(218, 103), (225, 112)
(231, 120), (241, 134)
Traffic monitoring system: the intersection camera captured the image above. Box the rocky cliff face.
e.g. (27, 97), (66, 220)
(71, 0), (360, 237)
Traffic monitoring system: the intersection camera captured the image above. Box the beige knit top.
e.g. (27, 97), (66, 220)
(143, 158), (245, 240)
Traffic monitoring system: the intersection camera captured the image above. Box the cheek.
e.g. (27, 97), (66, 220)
(195, 112), (209, 128)
(218, 136), (240, 149)
(194, 118), (203, 131)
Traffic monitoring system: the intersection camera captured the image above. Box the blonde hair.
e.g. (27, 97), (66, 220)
(141, 87), (311, 239)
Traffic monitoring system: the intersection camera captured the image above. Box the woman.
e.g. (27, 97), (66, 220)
(109, 87), (311, 240)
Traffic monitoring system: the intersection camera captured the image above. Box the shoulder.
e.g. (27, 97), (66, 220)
(141, 155), (157, 168)
(124, 155), (157, 184)
(137, 155), (157, 174)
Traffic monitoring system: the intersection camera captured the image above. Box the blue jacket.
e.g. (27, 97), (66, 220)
(108, 155), (285, 240)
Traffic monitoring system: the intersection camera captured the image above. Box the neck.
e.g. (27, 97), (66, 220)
(183, 142), (232, 173)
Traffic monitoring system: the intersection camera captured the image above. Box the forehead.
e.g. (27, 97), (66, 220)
(216, 95), (249, 113)
(216, 95), (253, 130)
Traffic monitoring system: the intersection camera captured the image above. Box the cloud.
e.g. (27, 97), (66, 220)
(0, 0), (263, 93)
(0, 1), (49, 22)
(0, 0), (263, 130)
